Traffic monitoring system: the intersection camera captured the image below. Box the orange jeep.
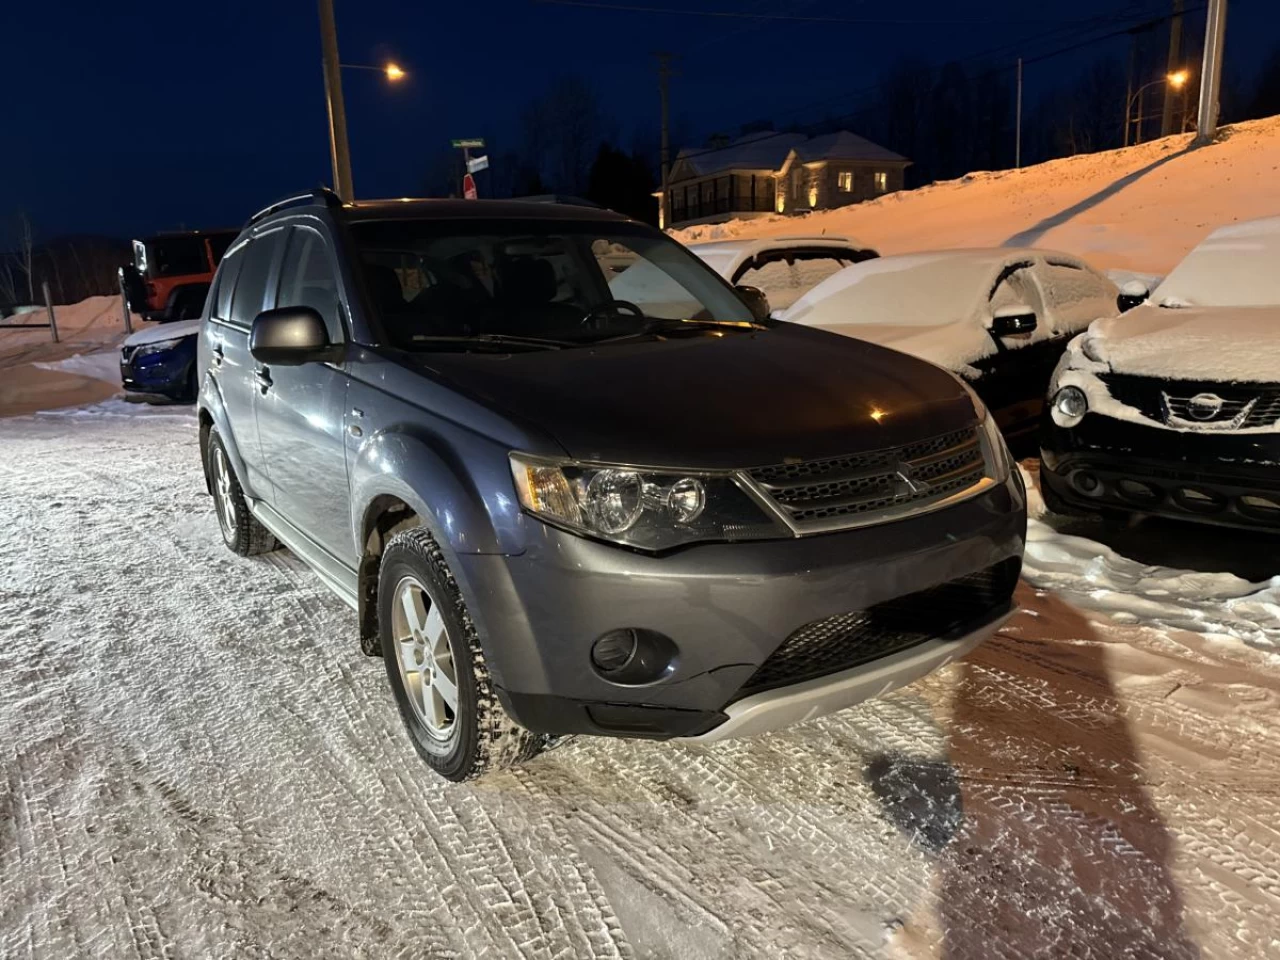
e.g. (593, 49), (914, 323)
(120, 229), (238, 322)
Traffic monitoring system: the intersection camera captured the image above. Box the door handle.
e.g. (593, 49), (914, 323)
(210, 342), (224, 366)
(254, 367), (273, 392)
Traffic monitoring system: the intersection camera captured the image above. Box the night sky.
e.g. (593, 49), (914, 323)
(3, 0), (1276, 240)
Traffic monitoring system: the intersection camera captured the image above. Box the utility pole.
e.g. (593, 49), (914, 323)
(1015, 57), (1023, 169)
(318, 0), (355, 200)
(1195, 0), (1228, 145)
(1161, 0), (1185, 136)
(1124, 28), (1139, 147)
(654, 52), (676, 230)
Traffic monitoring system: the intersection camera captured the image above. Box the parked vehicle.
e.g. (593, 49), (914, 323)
(685, 236), (879, 313)
(1106, 268), (1161, 311)
(781, 249), (1125, 449)
(1041, 216), (1280, 531)
(197, 190), (1025, 781)
(120, 229), (238, 322)
(119, 318), (201, 403)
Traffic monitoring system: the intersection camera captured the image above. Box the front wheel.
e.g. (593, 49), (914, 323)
(378, 527), (547, 781)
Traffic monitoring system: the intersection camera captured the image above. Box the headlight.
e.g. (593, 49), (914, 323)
(133, 337), (186, 357)
(510, 454), (783, 550)
(1051, 386), (1088, 428)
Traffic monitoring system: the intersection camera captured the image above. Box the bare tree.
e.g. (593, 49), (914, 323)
(520, 76), (605, 195)
(14, 211), (35, 303)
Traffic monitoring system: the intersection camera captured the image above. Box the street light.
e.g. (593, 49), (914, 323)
(1126, 72), (1190, 145)
(341, 61), (407, 82)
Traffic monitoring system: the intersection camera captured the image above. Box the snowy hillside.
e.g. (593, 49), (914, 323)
(674, 115), (1280, 275)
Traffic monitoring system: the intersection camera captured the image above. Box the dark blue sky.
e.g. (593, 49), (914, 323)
(2, 0), (1275, 240)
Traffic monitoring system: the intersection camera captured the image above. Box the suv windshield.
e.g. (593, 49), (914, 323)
(349, 218), (757, 350)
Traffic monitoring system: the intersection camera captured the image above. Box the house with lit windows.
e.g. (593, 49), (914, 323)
(661, 130), (910, 229)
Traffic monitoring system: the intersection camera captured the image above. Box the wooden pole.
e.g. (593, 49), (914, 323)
(42, 280), (58, 343)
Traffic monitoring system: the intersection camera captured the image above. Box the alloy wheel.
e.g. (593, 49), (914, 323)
(390, 575), (459, 740)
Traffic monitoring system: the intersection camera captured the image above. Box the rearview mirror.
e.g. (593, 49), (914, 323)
(735, 284), (772, 323)
(250, 307), (331, 365)
(1117, 280), (1151, 312)
(990, 305), (1037, 338)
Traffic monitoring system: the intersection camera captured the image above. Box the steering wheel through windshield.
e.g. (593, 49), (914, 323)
(581, 299), (644, 331)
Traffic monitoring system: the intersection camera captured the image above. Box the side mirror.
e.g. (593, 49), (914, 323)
(1117, 280), (1151, 312)
(250, 307), (331, 365)
(735, 284), (772, 323)
(990, 305), (1037, 338)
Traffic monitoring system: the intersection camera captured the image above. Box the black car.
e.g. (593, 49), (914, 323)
(1040, 217), (1280, 531)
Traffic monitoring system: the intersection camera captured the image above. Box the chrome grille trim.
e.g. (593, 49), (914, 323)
(740, 425), (994, 535)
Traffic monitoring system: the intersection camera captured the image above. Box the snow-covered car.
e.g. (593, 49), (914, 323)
(686, 237), (878, 313)
(1041, 216), (1280, 531)
(120, 317), (201, 403)
(1106, 268), (1162, 311)
(781, 249), (1123, 447)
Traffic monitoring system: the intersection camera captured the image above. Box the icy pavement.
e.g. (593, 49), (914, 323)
(2, 409), (1279, 959)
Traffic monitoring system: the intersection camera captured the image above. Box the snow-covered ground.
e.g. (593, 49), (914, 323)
(674, 116), (1280, 278)
(2, 404), (1278, 959)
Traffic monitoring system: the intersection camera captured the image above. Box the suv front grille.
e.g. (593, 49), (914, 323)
(1101, 375), (1280, 429)
(739, 559), (1019, 697)
(746, 426), (987, 532)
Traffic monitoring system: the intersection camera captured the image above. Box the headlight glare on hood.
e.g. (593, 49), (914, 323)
(510, 453), (782, 550)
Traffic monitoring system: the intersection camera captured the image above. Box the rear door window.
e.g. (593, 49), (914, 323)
(276, 227), (344, 341)
(229, 230), (283, 328)
(737, 251), (856, 312)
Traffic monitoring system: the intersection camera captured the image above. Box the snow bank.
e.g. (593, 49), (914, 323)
(674, 116), (1280, 276)
(32, 350), (121, 386)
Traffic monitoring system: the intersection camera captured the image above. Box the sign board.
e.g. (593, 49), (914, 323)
(462, 173), (478, 200)
(466, 154), (489, 174)
(451, 138), (486, 149)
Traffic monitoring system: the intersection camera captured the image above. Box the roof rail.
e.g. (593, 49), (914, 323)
(513, 194), (602, 209)
(245, 188), (344, 227)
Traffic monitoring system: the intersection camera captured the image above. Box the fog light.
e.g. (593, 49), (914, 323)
(1241, 494), (1280, 514)
(1073, 471), (1102, 496)
(591, 629), (638, 673)
(1051, 386), (1088, 428)
(1117, 479), (1160, 504)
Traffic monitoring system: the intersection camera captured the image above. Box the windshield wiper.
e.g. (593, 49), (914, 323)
(406, 333), (571, 351)
(590, 317), (767, 344)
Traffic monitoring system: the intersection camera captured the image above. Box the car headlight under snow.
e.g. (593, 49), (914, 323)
(1051, 385), (1088, 428)
(509, 453), (784, 551)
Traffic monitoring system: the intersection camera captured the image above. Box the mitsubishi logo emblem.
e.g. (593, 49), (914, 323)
(894, 463), (930, 497)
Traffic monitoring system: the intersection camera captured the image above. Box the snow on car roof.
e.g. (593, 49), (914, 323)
(687, 236), (864, 255)
(1152, 215), (1280, 308)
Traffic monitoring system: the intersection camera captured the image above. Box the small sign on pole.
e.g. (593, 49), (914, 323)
(451, 138), (486, 149)
(462, 173), (478, 200)
(466, 154), (489, 174)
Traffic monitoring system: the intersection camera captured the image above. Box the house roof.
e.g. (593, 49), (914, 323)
(791, 130), (908, 164)
(672, 129), (907, 180)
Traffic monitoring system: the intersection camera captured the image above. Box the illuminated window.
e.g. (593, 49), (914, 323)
(874, 171), (888, 193)
(807, 183), (818, 207)
(838, 171), (853, 192)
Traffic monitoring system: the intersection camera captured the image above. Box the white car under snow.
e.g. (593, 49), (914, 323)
(780, 248), (1124, 445)
(685, 236), (878, 312)
(1041, 215), (1280, 530)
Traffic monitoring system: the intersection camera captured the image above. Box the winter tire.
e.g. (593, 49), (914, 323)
(378, 526), (547, 782)
(207, 430), (278, 556)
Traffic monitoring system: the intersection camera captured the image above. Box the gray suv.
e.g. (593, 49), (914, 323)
(197, 190), (1026, 781)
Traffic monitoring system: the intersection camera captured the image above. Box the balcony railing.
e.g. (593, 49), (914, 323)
(671, 195), (775, 222)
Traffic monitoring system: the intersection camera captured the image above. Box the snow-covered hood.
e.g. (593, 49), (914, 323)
(807, 320), (988, 375)
(1083, 304), (1280, 383)
(123, 318), (202, 347)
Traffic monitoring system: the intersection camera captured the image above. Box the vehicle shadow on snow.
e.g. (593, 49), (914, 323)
(865, 593), (1200, 959)
(1003, 145), (1193, 248)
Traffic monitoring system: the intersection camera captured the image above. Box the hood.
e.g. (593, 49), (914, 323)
(124, 318), (202, 347)
(1086, 304), (1280, 383)
(412, 325), (977, 469)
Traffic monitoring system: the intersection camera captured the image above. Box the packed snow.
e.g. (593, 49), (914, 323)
(1153, 215), (1280, 308)
(2, 403), (1279, 959)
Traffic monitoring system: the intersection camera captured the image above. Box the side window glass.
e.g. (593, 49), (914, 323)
(737, 254), (848, 312)
(229, 231), (282, 328)
(277, 228), (344, 341)
(213, 250), (242, 321)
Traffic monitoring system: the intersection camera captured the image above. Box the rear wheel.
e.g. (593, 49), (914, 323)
(207, 430), (277, 556)
(378, 527), (547, 781)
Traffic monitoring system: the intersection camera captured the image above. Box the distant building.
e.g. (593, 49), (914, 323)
(661, 130), (910, 229)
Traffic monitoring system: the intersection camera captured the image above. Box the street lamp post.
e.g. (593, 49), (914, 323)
(316, 0), (406, 201)
(1126, 71), (1189, 145)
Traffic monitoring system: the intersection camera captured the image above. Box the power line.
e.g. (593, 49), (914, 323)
(534, 0), (1178, 27)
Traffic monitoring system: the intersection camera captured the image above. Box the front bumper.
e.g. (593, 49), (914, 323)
(1040, 413), (1280, 530)
(120, 337), (196, 401)
(457, 474), (1026, 740)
